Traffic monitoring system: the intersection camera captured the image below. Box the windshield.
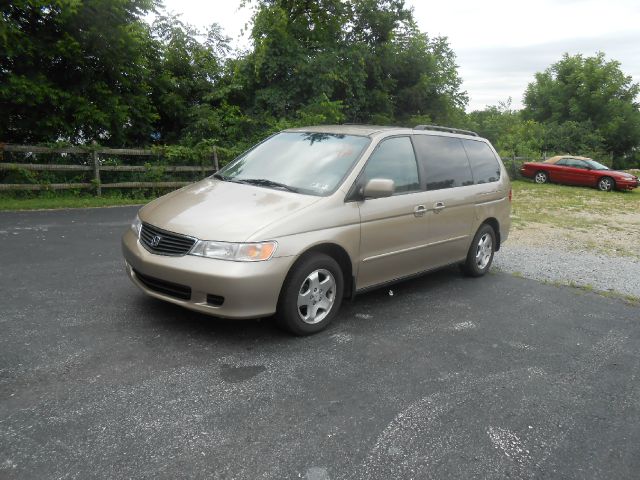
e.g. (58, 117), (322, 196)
(218, 132), (370, 196)
(584, 159), (610, 170)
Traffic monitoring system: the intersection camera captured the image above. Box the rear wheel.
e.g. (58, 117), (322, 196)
(597, 176), (615, 192)
(461, 224), (496, 277)
(534, 171), (548, 184)
(276, 253), (344, 335)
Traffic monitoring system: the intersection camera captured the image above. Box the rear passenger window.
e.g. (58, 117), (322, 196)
(361, 137), (420, 194)
(462, 140), (501, 184)
(413, 135), (473, 190)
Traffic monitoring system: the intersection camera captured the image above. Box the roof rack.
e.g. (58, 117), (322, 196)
(414, 124), (479, 137)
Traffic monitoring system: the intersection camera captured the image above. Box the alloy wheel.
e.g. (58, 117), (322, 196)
(598, 177), (612, 191)
(535, 172), (547, 184)
(475, 233), (493, 270)
(296, 269), (336, 324)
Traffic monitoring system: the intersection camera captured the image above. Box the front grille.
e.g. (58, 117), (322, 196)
(133, 269), (192, 300)
(140, 223), (196, 256)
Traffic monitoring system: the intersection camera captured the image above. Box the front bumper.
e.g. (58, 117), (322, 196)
(519, 167), (532, 179)
(121, 229), (296, 319)
(616, 178), (638, 190)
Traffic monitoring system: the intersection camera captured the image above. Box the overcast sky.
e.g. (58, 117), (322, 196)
(154, 0), (640, 112)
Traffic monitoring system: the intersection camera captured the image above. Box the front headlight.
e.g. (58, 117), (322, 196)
(190, 240), (277, 262)
(131, 213), (142, 238)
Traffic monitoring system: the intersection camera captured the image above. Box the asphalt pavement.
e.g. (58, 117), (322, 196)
(1, 206), (639, 479)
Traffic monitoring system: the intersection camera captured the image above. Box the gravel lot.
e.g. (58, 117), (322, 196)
(494, 243), (640, 299)
(499, 181), (640, 299)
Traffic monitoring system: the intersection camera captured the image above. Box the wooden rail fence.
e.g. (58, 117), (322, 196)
(0, 144), (219, 196)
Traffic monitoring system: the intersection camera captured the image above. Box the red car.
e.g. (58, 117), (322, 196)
(520, 155), (639, 191)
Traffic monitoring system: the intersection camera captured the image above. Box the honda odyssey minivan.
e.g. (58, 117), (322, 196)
(122, 125), (511, 334)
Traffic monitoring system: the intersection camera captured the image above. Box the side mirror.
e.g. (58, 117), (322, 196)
(362, 178), (395, 199)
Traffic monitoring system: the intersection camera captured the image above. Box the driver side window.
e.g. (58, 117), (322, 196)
(567, 159), (587, 169)
(361, 137), (420, 194)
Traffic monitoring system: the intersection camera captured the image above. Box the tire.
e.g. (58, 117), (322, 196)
(461, 224), (496, 277)
(276, 253), (344, 335)
(597, 176), (615, 192)
(534, 170), (548, 184)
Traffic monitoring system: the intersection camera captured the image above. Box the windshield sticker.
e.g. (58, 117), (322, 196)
(310, 182), (331, 191)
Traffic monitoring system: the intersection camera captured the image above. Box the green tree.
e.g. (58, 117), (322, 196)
(523, 52), (640, 166)
(467, 100), (545, 158)
(1, 0), (470, 152)
(239, 0), (467, 127)
(467, 99), (518, 147)
(542, 121), (606, 160)
(149, 15), (230, 145)
(0, 0), (158, 145)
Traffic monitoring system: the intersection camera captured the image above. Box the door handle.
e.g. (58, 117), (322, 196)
(413, 205), (427, 217)
(433, 201), (446, 213)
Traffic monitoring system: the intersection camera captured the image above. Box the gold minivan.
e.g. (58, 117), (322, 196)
(122, 125), (511, 334)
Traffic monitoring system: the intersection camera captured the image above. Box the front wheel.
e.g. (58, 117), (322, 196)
(534, 171), (548, 184)
(461, 224), (496, 277)
(597, 176), (615, 192)
(276, 253), (344, 335)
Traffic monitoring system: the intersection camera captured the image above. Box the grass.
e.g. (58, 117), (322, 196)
(511, 179), (640, 226)
(0, 194), (151, 210)
(510, 179), (640, 258)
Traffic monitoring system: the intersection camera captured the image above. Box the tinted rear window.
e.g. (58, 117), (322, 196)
(462, 140), (501, 184)
(413, 135), (473, 190)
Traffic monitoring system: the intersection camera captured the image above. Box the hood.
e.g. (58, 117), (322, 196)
(609, 170), (638, 179)
(139, 178), (321, 242)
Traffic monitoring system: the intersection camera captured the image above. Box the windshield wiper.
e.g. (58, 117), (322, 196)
(213, 173), (227, 180)
(234, 178), (299, 193)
